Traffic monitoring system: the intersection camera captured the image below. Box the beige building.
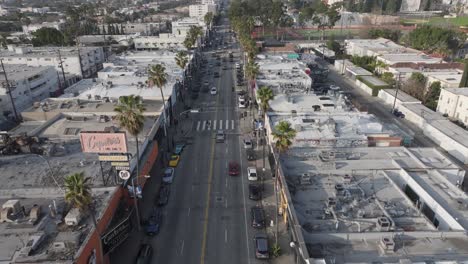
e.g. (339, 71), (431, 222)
(437, 88), (468, 125)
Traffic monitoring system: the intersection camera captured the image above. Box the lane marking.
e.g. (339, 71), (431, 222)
(232, 120), (235, 130)
(213, 120), (217, 130)
(219, 120), (223, 130)
(188, 207), (191, 217)
(225, 119), (229, 130)
(225, 229), (227, 243)
(238, 132), (252, 264)
(180, 240), (185, 255)
(196, 121), (201, 131)
(202, 120), (206, 131)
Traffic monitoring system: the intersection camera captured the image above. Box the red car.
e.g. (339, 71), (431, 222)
(229, 161), (240, 176)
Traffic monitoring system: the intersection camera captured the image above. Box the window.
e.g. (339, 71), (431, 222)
(440, 95), (443, 100)
(44, 58), (51, 61)
(460, 102), (463, 107)
(27, 58), (32, 61)
(456, 113), (460, 118)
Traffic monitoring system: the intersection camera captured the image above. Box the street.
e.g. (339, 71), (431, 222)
(110, 17), (268, 264)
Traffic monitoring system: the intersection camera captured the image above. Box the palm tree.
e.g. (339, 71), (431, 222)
(245, 61), (260, 81)
(271, 121), (297, 247)
(65, 172), (104, 264)
(175, 51), (189, 70)
(204, 11), (214, 29)
(183, 35), (193, 50)
(148, 64), (169, 143)
(257, 86), (274, 117)
(114, 95), (145, 230)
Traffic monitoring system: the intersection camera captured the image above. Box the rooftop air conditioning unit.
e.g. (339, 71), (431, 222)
(377, 217), (392, 231)
(379, 236), (395, 253)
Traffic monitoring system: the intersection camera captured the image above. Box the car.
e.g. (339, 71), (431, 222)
(216, 130), (225, 143)
(174, 143), (185, 155)
(211, 87), (217, 95)
(222, 65), (227, 70)
(254, 233), (270, 259)
(249, 184), (262, 200)
(243, 138), (253, 149)
(235, 63), (241, 69)
(228, 161), (240, 176)
(214, 72), (220, 78)
(162, 167), (175, 184)
(136, 244), (153, 264)
(239, 100), (246, 108)
(157, 185), (170, 206)
(247, 167), (258, 181)
(393, 109), (405, 118)
(169, 155), (180, 167)
(238, 94), (246, 101)
(251, 207), (266, 228)
(246, 149), (256, 161)
(145, 207), (162, 236)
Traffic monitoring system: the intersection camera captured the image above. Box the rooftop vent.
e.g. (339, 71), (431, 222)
(379, 236), (395, 253)
(377, 217), (392, 231)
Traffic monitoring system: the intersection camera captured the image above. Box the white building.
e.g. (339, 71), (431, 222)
(437, 88), (468, 125)
(171, 17), (206, 35)
(0, 65), (59, 114)
(0, 45), (105, 82)
(189, 4), (217, 18)
(22, 21), (65, 34)
(97, 22), (165, 35)
(134, 34), (186, 50)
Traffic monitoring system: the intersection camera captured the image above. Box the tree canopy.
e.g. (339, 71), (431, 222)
(405, 25), (465, 56)
(31, 27), (64, 46)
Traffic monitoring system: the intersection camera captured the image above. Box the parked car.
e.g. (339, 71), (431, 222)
(157, 185), (170, 206)
(247, 167), (258, 181)
(136, 244), (153, 264)
(246, 149), (255, 161)
(251, 206), (266, 228)
(162, 167), (175, 184)
(169, 155), (180, 167)
(216, 130), (225, 143)
(211, 87), (217, 95)
(249, 184), (262, 200)
(145, 207), (162, 236)
(228, 161), (240, 176)
(243, 138), (253, 149)
(174, 143), (185, 155)
(392, 109), (405, 118)
(254, 233), (270, 259)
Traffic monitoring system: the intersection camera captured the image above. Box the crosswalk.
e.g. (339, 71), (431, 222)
(195, 119), (236, 131)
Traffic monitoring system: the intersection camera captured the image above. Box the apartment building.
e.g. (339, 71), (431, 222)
(0, 64), (59, 114)
(437, 87), (468, 125)
(189, 4), (217, 18)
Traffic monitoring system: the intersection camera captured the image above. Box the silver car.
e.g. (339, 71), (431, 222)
(216, 130), (225, 143)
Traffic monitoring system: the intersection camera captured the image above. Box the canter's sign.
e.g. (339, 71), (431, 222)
(80, 132), (128, 153)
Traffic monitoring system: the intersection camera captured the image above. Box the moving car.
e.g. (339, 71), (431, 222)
(216, 130), (225, 143)
(243, 138), (253, 149)
(211, 87), (217, 95)
(228, 161), (240, 176)
(254, 233), (270, 259)
(169, 155), (180, 167)
(157, 185), (170, 206)
(247, 167), (258, 181)
(136, 244), (153, 264)
(235, 63), (241, 69)
(162, 167), (175, 184)
(249, 184), (262, 200)
(145, 207), (162, 236)
(251, 206), (266, 228)
(246, 149), (255, 161)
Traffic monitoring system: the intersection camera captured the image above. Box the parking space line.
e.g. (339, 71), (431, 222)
(202, 121), (206, 131)
(180, 240), (185, 255)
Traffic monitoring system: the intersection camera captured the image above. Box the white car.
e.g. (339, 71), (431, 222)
(235, 63), (241, 69)
(243, 138), (253, 149)
(247, 167), (258, 181)
(211, 87), (217, 95)
(162, 167), (175, 184)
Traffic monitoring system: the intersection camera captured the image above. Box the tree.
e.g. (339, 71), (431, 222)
(459, 61), (468, 88)
(381, 72), (396, 86)
(270, 0), (286, 40)
(271, 121), (296, 247)
(148, 64), (169, 139)
(257, 86), (274, 116)
(64, 172), (104, 264)
(406, 25), (465, 55)
(403, 72), (427, 100)
(31, 27), (64, 46)
(204, 11), (214, 29)
(368, 28), (400, 42)
(424, 81), (441, 110)
(245, 61), (260, 81)
(114, 95), (146, 229)
(326, 35), (342, 56)
(175, 51), (189, 70)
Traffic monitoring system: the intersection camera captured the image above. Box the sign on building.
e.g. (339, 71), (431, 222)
(80, 132), (128, 154)
(101, 213), (132, 254)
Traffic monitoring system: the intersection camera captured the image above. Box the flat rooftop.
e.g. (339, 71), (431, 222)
(345, 38), (420, 54)
(0, 46), (102, 57)
(0, 64), (53, 81)
(380, 89), (422, 103)
(444, 87), (468, 96)
(282, 146), (468, 262)
(379, 53), (442, 64)
(269, 93), (350, 113)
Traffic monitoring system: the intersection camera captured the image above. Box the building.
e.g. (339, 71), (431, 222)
(0, 45), (105, 82)
(0, 96), (164, 263)
(22, 21), (65, 35)
(0, 64), (59, 115)
(171, 17), (206, 35)
(189, 4), (217, 18)
(437, 87), (468, 125)
(134, 34), (186, 50)
(97, 22), (165, 35)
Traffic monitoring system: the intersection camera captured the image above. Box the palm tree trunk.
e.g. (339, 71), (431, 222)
(134, 135), (141, 231)
(158, 86), (171, 150)
(275, 163), (279, 246)
(90, 207), (105, 264)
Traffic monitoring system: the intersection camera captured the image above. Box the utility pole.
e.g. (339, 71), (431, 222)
(391, 72), (402, 113)
(57, 50), (67, 90)
(1, 59), (19, 121)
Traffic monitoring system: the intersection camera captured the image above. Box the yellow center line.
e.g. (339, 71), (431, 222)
(200, 52), (223, 264)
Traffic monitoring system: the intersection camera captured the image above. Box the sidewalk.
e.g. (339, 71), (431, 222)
(239, 107), (295, 263)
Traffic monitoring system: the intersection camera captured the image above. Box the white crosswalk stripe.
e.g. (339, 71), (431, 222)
(195, 120), (236, 131)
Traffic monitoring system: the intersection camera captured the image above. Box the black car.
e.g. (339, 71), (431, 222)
(251, 206), (266, 228)
(249, 184), (262, 200)
(145, 207), (162, 236)
(157, 185), (171, 206)
(136, 244), (153, 264)
(254, 234), (269, 259)
(246, 149), (255, 161)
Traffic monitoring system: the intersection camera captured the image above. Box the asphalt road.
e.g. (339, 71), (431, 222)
(111, 15), (266, 264)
